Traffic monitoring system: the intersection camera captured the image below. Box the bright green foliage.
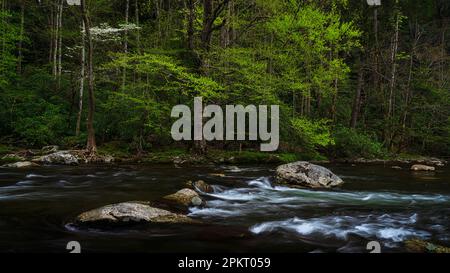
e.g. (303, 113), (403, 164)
(291, 118), (334, 150)
(268, 3), (360, 103)
(333, 126), (387, 159)
(0, 0), (448, 159)
(0, 11), (19, 89)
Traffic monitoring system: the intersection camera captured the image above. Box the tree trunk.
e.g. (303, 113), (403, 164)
(350, 59), (364, 128)
(48, 2), (54, 64)
(52, 1), (59, 78)
(387, 12), (399, 120)
(57, 0), (63, 87)
(80, 0), (97, 154)
(17, 1), (24, 74)
(331, 78), (338, 121)
(122, 0), (130, 89)
(373, 6), (379, 90)
(76, 21), (85, 137)
(187, 0), (195, 50)
(400, 20), (420, 150)
(135, 0), (140, 54)
(385, 9), (400, 147)
(201, 0), (213, 51)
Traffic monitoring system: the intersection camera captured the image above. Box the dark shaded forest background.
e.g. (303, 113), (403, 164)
(0, 0), (449, 159)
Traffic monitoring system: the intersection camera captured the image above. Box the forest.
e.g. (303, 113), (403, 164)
(1, 0), (449, 161)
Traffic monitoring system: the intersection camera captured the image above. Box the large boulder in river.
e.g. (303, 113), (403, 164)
(2, 161), (39, 168)
(33, 151), (79, 165)
(411, 164), (435, 171)
(163, 188), (203, 208)
(76, 202), (196, 225)
(276, 161), (344, 189)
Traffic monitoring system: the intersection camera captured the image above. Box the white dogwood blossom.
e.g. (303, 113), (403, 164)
(86, 23), (141, 41)
(66, 0), (81, 6)
(366, 0), (381, 6)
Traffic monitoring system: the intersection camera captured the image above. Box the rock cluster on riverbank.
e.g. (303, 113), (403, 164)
(335, 157), (447, 167)
(1, 146), (115, 168)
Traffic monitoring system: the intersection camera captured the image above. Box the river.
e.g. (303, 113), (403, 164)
(0, 163), (449, 253)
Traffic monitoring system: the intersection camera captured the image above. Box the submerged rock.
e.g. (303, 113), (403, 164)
(410, 164), (435, 171)
(2, 161), (39, 168)
(193, 180), (213, 193)
(404, 239), (450, 253)
(163, 188), (203, 208)
(76, 202), (196, 225)
(33, 151), (79, 165)
(276, 161), (344, 188)
(209, 173), (226, 177)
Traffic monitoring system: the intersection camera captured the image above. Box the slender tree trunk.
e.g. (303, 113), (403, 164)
(400, 21), (420, 149)
(76, 21), (85, 137)
(440, 20), (446, 88)
(194, 0), (213, 154)
(385, 7), (400, 147)
(331, 78), (338, 121)
(17, 1), (24, 74)
(135, 0), (140, 54)
(220, 0), (231, 48)
(186, 0), (195, 50)
(57, 0), (63, 87)
(122, 0), (130, 89)
(124, 0), (129, 53)
(48, 1), (54, 64)
(387, 11), (400, 120)
(300, 94), (304, 116)
(52, 1), (59, 78)
(373, 6), (379, 90)
(80, 0), (96, 154)
(350, 59), (364, 128)
(201, 0), (213, 51)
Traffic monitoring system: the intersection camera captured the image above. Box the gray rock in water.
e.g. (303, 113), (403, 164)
(411, 164), (435, 171)
(33, 151), (78, 165)
(163, 188), (204, 207)
(2, 161), (39, 168)
(276, 161), (344, 188)
(103, 155), (114, 163)
(76, 202), (196, 225)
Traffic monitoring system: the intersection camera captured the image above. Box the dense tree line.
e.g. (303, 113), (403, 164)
(0, 0), (449, 159)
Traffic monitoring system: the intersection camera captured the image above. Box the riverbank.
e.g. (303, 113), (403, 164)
(0, 144), (447, 167)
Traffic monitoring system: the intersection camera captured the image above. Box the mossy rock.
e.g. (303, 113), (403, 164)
(404, 239), (450, 253)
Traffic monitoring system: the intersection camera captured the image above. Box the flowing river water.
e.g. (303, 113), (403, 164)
(0, 163), (449, 253)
